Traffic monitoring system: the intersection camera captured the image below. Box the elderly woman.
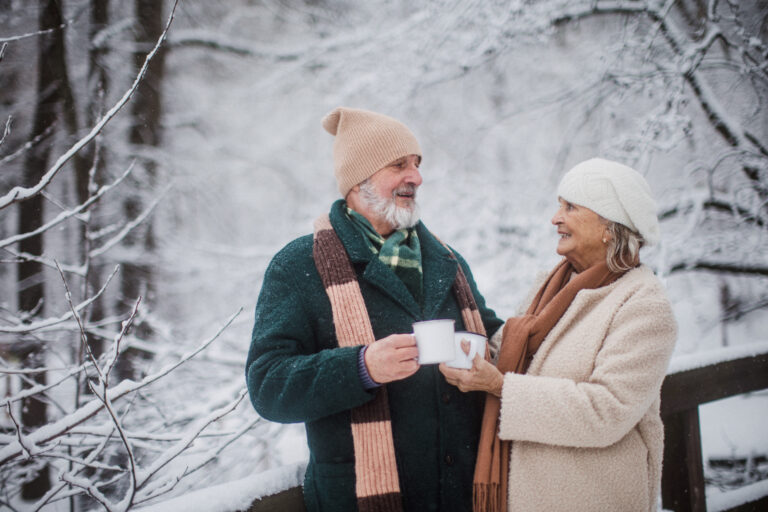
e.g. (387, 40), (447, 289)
(440, 158), (677, 512)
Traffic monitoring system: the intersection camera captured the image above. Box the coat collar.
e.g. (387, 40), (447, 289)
(328, 199), (458, 319)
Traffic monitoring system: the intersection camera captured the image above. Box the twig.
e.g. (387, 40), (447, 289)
(87, 379), (138, 510)
(0, 123), (55, 166)
(668, 261), (768, 277)
(88, 184), (171, 259)
(0, 265), (119, 335)
(0, 163), (134, 250)
(0, 308), (240, 465)
(6, 404), (34, 459)
(135, 390), (248, 492)
(0, 0), (179, 210)
(0, 115), (10, 146)
(0, 19), (70, 44)
(103, 297), (143, 387)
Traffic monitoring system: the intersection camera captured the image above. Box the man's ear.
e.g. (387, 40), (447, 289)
(346, 184), (361, 202)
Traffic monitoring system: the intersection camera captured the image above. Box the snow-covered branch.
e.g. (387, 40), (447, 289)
(0, 164), (134, 250)
(659, 198), (767, 227)
(88, 184), (171, 260)
(0, 266), (118, 335)
(0, 308), (239, 466)
(0, 1), (178, 211)
(668, 261), (768, 277)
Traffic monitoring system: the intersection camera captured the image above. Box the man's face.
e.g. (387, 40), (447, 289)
(358, 154), (423, 231)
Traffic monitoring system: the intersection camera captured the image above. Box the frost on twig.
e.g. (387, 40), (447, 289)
(0, 306), (246, 509)
(0, 0), (176, 211)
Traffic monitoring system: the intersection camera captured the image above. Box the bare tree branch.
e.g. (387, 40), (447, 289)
(0, 122), (55, 165)
(659, 198), (767, 227)
(0, 164), (134, 250)
(668, 261), (768, 277)
(0, 116), (10, 146)
(0, 308), (240, 466)
(88, 183), (171, 260)
(0, 265), (118, 335)
(0, 0), (179, 211)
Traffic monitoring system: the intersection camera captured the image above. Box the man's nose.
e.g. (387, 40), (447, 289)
(405, 162), (423, 187)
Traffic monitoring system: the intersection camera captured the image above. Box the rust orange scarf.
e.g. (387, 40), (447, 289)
(473, 258), (626, 511)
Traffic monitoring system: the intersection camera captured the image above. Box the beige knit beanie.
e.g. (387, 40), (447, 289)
(322, 107), (422, 197)
(557, 158), (661, 245)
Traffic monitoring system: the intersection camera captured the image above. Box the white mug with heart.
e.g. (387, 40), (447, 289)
(445, 331), (487, 369)
(412, 319), (456, 364)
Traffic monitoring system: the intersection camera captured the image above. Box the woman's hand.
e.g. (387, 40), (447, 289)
(439, 342), (504, 397)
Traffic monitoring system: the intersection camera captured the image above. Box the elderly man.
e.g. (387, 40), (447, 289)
(246, 107), (502, 512)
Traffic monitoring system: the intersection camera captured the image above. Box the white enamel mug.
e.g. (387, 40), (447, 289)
(445, 331), (487, 369)
(412, 319), (456, 364)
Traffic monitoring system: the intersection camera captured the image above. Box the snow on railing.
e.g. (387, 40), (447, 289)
(134, 462), (306, 512)
(661, 350), (768, 512)
(667, 341), (768, 375)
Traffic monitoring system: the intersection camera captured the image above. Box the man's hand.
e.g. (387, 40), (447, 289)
(439, 341), (504, 397)
(364, 334), (420, 384)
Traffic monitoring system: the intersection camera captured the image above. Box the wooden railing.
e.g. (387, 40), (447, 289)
(660, 352), (768, 512)
(246, 487), (305, 512)
(245, 353), (768, 512)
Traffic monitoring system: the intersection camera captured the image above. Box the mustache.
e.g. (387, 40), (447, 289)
(392, 184), (417, 198)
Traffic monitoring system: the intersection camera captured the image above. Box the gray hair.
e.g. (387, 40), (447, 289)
(603, 220), (644, 273)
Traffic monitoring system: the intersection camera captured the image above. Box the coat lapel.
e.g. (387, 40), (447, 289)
(417, 223), (458, 320)
(362, 258), (421, 317)
(328, 200), (459, 320)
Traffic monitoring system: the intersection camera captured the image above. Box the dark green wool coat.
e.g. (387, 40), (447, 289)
(246, 199), (503, 512)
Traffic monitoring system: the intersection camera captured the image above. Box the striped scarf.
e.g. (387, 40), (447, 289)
(313, 214), (487, 512)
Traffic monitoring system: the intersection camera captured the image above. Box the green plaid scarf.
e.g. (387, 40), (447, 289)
(346, 206), (423, 306)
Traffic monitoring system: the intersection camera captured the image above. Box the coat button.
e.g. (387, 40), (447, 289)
(441, 392), (451, 403)
(444, 454), (454, 466)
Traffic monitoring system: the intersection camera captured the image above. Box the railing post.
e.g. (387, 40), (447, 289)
(662, 407), (707, 512)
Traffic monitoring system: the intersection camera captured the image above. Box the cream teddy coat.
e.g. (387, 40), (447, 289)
(497, 264), (677, 512)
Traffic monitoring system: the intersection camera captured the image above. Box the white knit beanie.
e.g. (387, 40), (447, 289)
(322, 107), (422, 197)
(557, 158), (661, 246)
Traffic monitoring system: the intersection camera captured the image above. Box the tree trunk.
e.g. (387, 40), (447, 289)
(15, 0), (72, 499)
(117, 0), (166, 380)
(76, 0), (111, 390)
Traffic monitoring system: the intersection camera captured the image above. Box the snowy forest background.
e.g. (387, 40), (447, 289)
(0, 0), (767, 510)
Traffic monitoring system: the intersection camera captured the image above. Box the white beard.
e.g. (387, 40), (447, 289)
(358, 180), (420, 230)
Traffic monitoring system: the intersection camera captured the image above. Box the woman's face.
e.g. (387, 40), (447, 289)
(551, 198), (609, 272)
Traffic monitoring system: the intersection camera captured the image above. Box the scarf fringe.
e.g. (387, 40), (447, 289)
(473, 482), (503, 512)
(472, 259), (625, 512)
